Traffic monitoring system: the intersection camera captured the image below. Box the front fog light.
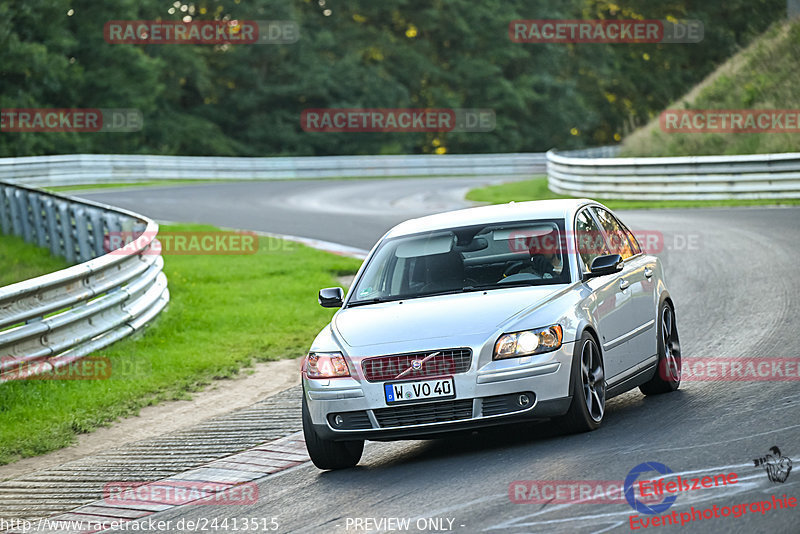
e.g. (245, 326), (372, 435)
(494, 325), (563, 360)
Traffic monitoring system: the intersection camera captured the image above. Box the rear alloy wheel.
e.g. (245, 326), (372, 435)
(558, 332), (605, 432)
(640, 302), (681, 395)
(302, 394), (364, 470)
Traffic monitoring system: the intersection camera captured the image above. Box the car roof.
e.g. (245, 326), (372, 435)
(385, 198), (599, 238)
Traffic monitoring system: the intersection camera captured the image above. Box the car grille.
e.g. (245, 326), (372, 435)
(361, 348), (472, 382)
(374, 399), (473, 428)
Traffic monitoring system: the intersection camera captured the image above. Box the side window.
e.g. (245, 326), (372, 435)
(623, 225), (642, 255)
(575, 209), (610, 272)
(592, 208), (635, 260)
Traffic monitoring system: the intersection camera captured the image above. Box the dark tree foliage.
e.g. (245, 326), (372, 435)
(0, 0), (786, 156)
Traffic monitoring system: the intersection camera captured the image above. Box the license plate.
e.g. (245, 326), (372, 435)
(384, 378), (455, 404)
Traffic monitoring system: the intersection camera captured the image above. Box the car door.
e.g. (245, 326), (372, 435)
(592, 207), (658, 371)
(575, 208), (631, 380)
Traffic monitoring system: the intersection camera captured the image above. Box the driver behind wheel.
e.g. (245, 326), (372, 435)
(524, 229), (563, 278)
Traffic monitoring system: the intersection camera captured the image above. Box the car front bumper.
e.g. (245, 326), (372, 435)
(303, 341), (575, 441)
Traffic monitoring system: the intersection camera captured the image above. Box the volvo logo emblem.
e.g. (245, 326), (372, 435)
(396, 352), (439, 379)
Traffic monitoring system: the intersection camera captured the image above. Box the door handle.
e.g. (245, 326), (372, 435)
(644, 267), (653, 278)
(619, 279), (630, 290)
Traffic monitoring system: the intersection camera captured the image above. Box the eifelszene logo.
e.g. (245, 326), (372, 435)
(624, 462), (678, 514)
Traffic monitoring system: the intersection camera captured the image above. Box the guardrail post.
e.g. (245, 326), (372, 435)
(74, 207), (93, 263)
(0, 186), (10, 235)
(88, 208), (105, 257)
(57, 201), (77, 264)
(43, 197), (60, 257)
(9, 189), (24, 237)
(19, 190), (35, 243)
(29, 193), (49, 248)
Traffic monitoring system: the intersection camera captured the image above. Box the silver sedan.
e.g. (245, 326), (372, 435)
(302, 199), (681, 469)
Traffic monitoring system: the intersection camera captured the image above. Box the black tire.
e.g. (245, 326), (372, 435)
(302, 394), (364, 470)
(640, 301), (681, 395)
(557, 331), (606, 433)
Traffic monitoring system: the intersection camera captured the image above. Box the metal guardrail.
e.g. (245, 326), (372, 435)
(0, 153), (547, 187)
(0, 183), (169, 382)
(547, 149), (800, 200)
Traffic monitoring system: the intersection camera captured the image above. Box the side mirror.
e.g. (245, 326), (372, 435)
(318, 287), (344, 308)
(586, 254), (624, 279)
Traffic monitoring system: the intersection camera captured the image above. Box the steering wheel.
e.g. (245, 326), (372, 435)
(503, 260), (526, 278)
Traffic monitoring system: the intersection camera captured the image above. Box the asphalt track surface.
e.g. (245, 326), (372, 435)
(77, 180), (800, 534)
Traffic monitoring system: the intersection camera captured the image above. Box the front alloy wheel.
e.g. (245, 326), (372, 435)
(558, 331), (605, 432)
(581, 337), (606, 423)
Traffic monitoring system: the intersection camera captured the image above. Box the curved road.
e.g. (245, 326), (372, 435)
(79, 178), (499, 251)
(77, 180), (800, 534)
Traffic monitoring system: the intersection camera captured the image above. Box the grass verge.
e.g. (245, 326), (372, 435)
(43, 174), (475, 193)
(621, 20), (800, 157)
(0, 224), (361, 465)
(0, 234), (71, 287)
(466, 176), (800, 210)
(44, 180), (216, 192)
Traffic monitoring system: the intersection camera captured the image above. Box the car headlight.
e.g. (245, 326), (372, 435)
(494, 325), (563, 360)
(303, 352), (351, 378)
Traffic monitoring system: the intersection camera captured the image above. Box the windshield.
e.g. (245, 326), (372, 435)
(349, 219), (570, 305)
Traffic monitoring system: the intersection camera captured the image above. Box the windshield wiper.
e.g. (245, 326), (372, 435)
(463, 280), (540, 292)
(346, 297), (402, 307)
(415, 289), (470, 298)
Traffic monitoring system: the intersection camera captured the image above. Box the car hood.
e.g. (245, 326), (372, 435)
(334, 286), (564, 348)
